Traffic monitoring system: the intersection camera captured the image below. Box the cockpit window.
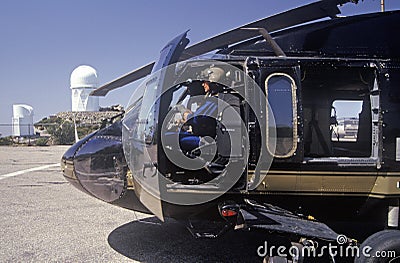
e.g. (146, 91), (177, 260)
(135, 76), (160, 145)
(266, 73), (298, 158)
(169, 85), (188, 108)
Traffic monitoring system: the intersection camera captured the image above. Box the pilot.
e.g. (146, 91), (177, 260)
(179, 67), (225, 153)
(180, 67), (224, 119)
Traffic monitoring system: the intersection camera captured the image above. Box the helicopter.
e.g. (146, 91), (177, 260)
(61, 0), (400, 261)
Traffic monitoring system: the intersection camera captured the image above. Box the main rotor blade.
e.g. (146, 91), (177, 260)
(180, 0), (346, 59)
(90, 62), (154, 96)
(91, 0), (352, 96)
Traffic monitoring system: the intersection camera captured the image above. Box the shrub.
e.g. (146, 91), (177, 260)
(35, 137), (49, 146)
(47, 121), (75, 145)
(0, 137), (13, 145)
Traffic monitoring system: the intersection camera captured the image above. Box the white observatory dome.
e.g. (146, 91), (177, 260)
(70, 65), (100, 112)
(12, 104), (34, 137)
(70, 65), (99, 89)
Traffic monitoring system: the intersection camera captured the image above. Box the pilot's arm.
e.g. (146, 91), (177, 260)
(185, 98), (218, 137)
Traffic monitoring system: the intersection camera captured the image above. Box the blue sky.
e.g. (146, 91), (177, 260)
(0, 0), (399, 136)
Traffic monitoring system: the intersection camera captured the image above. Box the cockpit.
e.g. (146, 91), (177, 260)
(122, 63), (247, 187)
(162, 74), (244, 185)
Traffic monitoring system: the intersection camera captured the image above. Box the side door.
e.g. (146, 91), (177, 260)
(259, 60), (303, 162)
(249, 59), (303, 191)
(127, 32), (189, 220)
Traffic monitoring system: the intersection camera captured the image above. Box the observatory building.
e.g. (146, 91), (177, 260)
(70, 65), (99, 112)
(12, 104), (34, 137)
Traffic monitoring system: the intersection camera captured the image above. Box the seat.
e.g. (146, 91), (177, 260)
(163, 97), (218, 155)
(216, 93), (242, 158)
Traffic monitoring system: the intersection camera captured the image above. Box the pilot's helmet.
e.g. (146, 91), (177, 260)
(203, 67), (225, 83)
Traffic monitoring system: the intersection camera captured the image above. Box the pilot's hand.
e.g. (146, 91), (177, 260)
(182, 110), (192, 122)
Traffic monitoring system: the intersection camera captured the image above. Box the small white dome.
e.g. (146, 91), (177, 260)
(70, 65), (99, 89)
(13, 104), (34, 118)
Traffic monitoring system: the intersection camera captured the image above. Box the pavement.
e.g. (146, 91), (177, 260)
(0, 146), (268, 262)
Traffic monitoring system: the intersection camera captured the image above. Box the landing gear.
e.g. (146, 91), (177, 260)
(354, 230), (400, 263)
(262, 242), (304, 263)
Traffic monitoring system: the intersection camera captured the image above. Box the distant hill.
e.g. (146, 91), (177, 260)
(34, 106), (124, 145)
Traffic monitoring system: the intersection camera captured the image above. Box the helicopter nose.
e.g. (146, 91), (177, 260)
(61, 132), (96, 194)
(61, 121), (128, 203)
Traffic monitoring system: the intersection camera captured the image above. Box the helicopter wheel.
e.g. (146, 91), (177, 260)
(354, 230), (400, 263)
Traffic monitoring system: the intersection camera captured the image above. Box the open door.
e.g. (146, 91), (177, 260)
(122, 32), (189, 220)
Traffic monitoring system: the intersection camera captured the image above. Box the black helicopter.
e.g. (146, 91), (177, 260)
(61, 0), (400, 261)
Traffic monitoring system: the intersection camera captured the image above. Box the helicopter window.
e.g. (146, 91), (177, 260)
(135, 76), (160, 145)
(164, 86), (191, 132)
(266, 73), (297, 158)
(169, 85), (188, 108)
(331, 100), (363, 143)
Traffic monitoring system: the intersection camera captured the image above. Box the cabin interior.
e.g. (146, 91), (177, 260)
(300, 65), (375, 158)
